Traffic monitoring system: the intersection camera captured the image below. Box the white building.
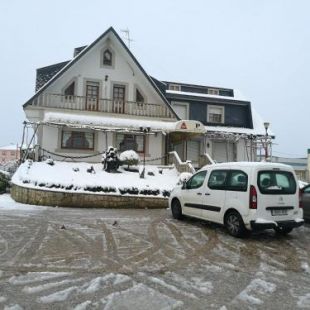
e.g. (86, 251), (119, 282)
(23, 27), (272, 168)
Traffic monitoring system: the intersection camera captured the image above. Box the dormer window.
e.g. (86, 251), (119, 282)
(103, 49), (112, 66)
(169, 84), (181, 91)
(136, 89), (144, 104)
(207, 88), (219, 95)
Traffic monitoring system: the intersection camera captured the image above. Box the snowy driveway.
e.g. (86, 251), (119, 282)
(0, 194), (309, 309)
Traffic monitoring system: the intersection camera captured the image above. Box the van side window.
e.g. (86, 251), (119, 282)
(186, 171), (207, 190)
(208, 170), (228, 190)
(227, 170), (248, 192)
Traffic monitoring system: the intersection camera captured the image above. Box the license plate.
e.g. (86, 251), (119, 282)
(271, 209), (287, 216)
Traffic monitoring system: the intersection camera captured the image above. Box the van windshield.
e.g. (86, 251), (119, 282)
(257, 171), (296, 195)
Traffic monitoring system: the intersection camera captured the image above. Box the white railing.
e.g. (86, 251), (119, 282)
(169, 151), (195, 174)
(31, 93), (174, 119)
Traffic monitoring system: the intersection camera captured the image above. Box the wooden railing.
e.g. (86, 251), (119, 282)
(30, 93), (175, 119)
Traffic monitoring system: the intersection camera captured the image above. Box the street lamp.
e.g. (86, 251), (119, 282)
(263, 122), (270, 161)
(139, 126), (151, 178)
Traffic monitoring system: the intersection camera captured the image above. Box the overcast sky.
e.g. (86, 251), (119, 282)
(0, 0), (309, 158)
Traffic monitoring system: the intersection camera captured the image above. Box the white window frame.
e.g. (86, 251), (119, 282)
(171, 101), (189, 119)
(207, 105), (225, 124)
(169, 84), (181, 91)
(207, 88), (219, 95)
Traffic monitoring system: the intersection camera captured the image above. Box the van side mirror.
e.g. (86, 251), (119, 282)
(182, 180), (187, 190)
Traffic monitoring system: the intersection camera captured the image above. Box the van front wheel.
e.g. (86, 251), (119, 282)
(224, 211), (246, 238)
(171, 199), (183, 220)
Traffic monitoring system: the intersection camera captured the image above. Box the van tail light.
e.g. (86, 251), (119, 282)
(249, 185), (257, 209)
(299, 189), (303, 208)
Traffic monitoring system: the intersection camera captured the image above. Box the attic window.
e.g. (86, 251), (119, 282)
(103, 49), (112, 66)
(136, 89), (144, 104)
(64, 82), (75, 96)
(208, 105), (224, 124)
(169, 84), (181, 91)
(207, 88), (219, 95)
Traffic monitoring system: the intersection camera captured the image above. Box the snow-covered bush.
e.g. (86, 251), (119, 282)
(102, 146), (120, 172)
(177, 172), (193, 185)
(119, 150), (140, 170)
(0, 171), (10, 194)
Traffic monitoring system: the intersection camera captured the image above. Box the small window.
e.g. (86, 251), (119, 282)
(61, 131), (94, 150)
(136, 89), (144, 104)
(103, 49), (112, 66)
(186, 171), (207, 190)
(303, 186), (310, 194)
(116, 134), (145, 153)
(10, 151), (15, 156)
(208, 88), (219, 95)
(226, 170), (248, 192)
(169, 84), (181, 91)
(208, 170), (228, 190)
(64, 82), (75, 97)
(258, 171), (296, 195)
(208, 105), (224, 124)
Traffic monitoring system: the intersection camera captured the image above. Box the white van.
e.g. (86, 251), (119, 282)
(169, 162), (304, 237)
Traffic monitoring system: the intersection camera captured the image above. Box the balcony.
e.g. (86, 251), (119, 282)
(30, 93), (175, 119)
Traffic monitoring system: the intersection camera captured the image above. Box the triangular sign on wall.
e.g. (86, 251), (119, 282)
(180, 122), (187, 129)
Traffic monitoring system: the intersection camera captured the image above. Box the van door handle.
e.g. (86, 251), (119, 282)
(197, 193), (202, 195)
(205, 193), (210, 196)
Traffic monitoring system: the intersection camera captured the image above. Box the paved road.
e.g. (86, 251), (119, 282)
(0, 197), (309, 309)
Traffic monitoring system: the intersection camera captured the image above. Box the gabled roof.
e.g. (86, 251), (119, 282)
(23, 27), (178, 118)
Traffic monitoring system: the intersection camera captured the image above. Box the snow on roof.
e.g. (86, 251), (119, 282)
(43, 112), (176, 132)
(43, 106), (271, 137)
(166, 89), (248, 102)
(206, 107), (273, 136)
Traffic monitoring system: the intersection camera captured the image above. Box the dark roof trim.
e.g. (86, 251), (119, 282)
(165, 92), (251, 106)
(24, 27), (178, 119)
(162, 80), (233, 92)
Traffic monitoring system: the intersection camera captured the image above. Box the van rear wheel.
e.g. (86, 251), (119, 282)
(171, 199), (183, 220)
(224, 211), (246, 238)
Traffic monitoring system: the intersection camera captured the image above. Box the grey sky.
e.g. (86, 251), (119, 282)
(0, 0), (309, 157)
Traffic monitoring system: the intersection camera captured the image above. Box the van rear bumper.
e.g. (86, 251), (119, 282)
(250, 219), (304, 231)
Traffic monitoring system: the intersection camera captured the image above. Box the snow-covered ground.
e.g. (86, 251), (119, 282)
(12, 160), (181, 197)
(0, 194), (309, 309)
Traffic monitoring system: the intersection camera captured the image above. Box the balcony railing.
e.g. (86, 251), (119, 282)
(30, 93), (175, 119)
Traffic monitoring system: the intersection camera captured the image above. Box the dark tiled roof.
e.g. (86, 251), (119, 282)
(36, 61), (70, 91)
(73, 46), (87, 57)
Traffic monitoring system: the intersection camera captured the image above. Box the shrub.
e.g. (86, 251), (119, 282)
(119, 150), (140, 170)
(0, 171), (10, 194)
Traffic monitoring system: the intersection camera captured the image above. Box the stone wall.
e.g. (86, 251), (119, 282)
(11, 184), (168, 209)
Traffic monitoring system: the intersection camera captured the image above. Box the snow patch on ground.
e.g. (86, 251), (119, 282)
(297, 293), (310, 308)
(81, 274), (115, 294)
(22, 278), (83, 294)
(9, 272), (71, 285)
(73, 300), (93, 310)
(4, 305), (23, 310)
(38, 286), (78, 303)
(0, 296), (7, 303)
(101, 283), (183, 310)
(165, 272), (213, 294)
(301, 262), (310, 274)
(0, 194), (47, 211)
(236, 278), (276, 305)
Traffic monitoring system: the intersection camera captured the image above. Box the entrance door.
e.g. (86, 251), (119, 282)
(187, 140), (200, 167)
(113, 85), (125, 113)
(86, 81), (99, 111)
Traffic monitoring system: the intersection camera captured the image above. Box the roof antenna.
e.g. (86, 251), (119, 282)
(120, 28), (133, 49)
